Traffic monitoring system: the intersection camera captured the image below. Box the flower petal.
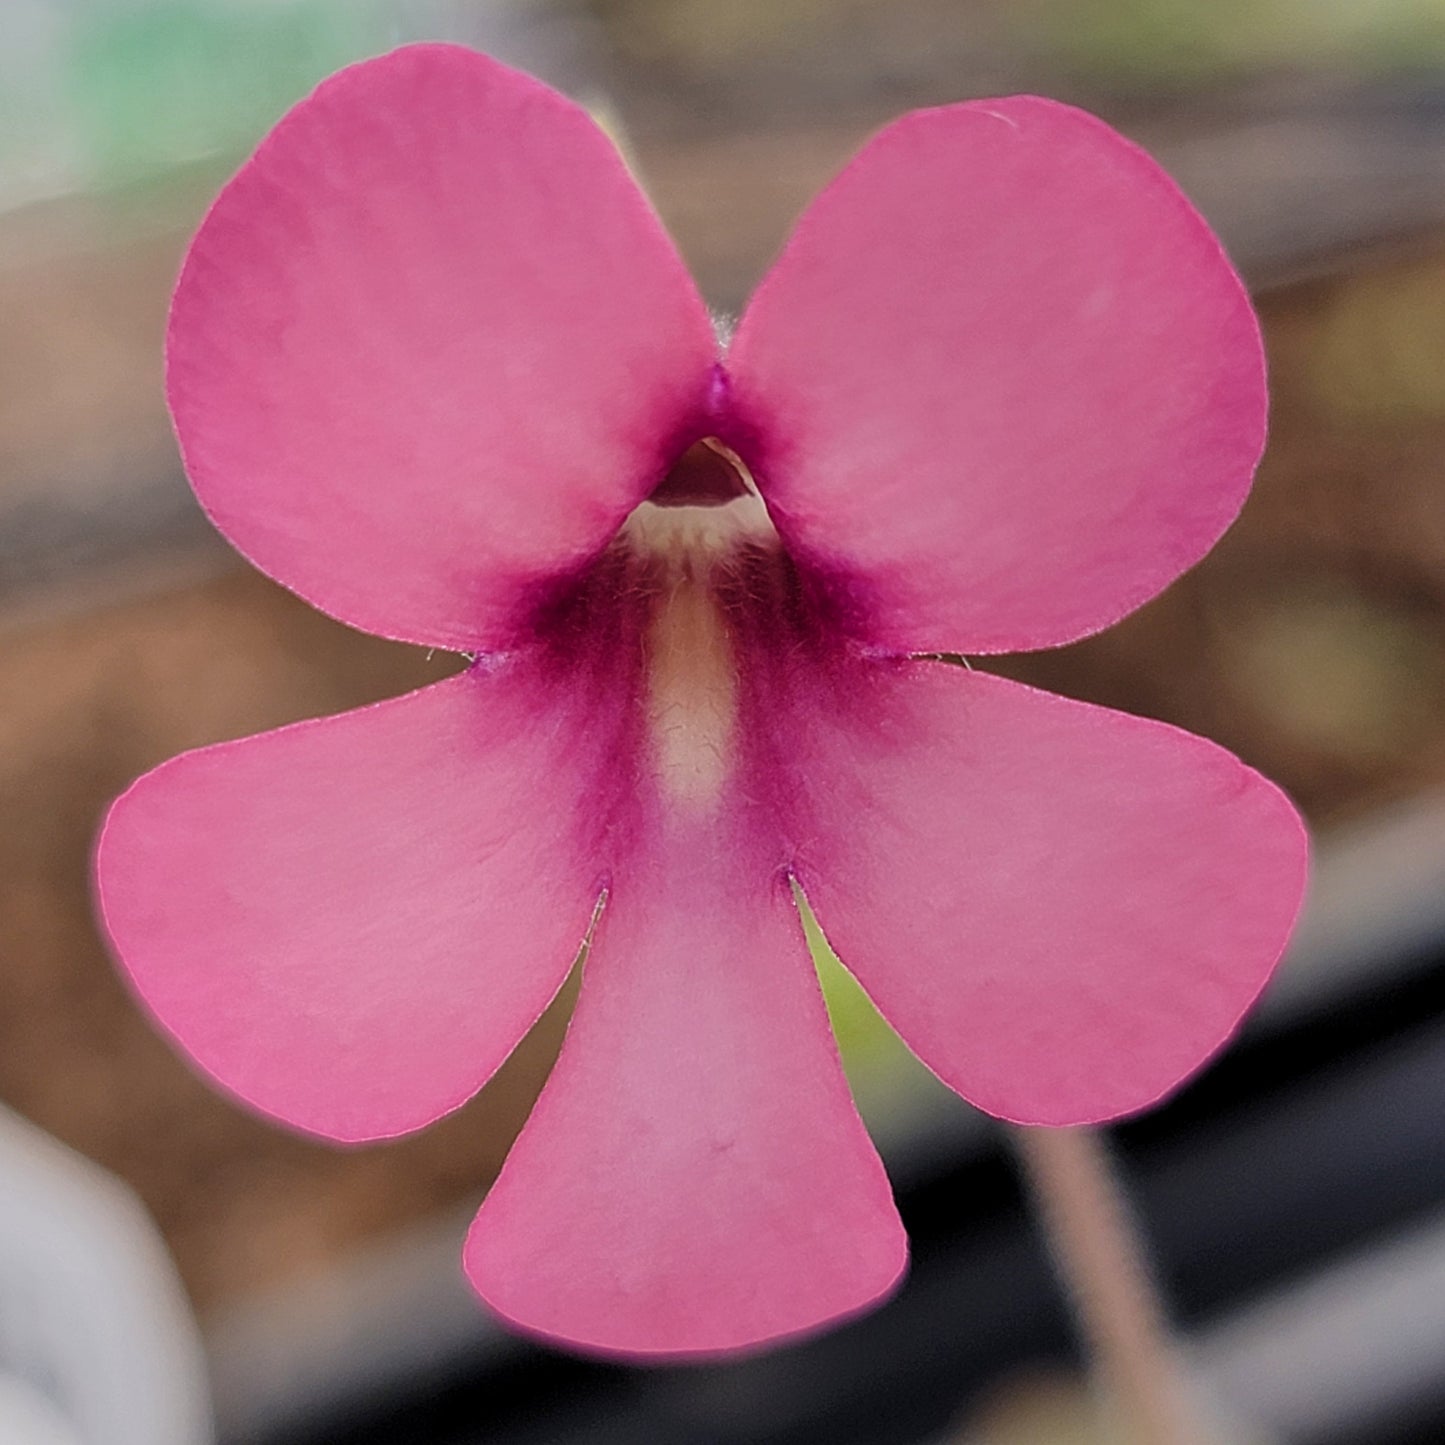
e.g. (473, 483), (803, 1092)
(727, 97), (1265, 654)
(465, 825), (906, 1357)
(788, 663), (1307, 1125)
(95, 666), (609, 1142)
(168, 44), (716, 651)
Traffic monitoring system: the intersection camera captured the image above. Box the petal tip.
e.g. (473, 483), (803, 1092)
(462, 1210), (909, 1361)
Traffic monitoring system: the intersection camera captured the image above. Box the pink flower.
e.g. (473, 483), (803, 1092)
(95, 45), (1308, 1358)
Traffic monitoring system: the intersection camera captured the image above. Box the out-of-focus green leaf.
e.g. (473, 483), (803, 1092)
(65, 0), (390, 187)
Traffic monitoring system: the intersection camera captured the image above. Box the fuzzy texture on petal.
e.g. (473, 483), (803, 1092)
(167, 44), (717, 651)
(727, 96), (1266, 655)
(781, 662), (1308, 1125)
(466, 820), (907, 1358)
(95, 664), (621, 1142)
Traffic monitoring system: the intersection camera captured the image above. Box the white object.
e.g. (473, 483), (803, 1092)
(0, 1106), (212, 1445)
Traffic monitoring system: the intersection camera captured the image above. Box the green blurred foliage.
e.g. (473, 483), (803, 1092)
(1030, 0), (1445, 86)
(796, 883), (931, 1099)
(65, 0), (388, 185)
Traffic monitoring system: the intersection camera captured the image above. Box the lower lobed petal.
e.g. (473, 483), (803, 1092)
(95, 665), (617, 1143)
(774, 660), (1309, 1126)
(466, 820), (906, 1358)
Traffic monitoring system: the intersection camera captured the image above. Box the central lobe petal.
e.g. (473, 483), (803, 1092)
(466, 822), (906, 1357)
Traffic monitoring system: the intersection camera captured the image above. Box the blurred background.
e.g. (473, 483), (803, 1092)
(3, 1), (1445, 1442)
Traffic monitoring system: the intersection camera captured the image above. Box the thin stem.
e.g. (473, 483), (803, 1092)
(1012, 1125), (1216, 1445)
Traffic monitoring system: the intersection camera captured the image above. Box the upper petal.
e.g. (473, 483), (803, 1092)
(728, 97), (1266, 655)
(95, 663), (614, 1143)
(168, 44), (717, 651)
(786, 663), (1308, 1125)
(466, 821), (906, 1357)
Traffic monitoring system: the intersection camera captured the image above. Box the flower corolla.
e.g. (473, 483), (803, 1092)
(96, 46), (1308, 1357)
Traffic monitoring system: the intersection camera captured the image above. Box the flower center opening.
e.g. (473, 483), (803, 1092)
(648, 437), (753, 508)
(623, 438), (776, 570)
